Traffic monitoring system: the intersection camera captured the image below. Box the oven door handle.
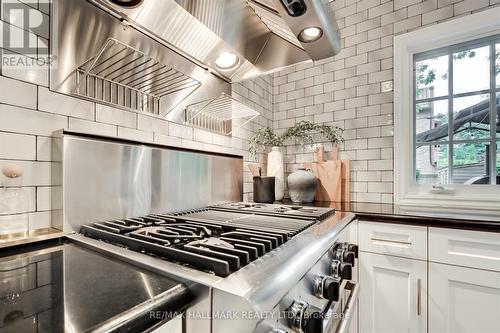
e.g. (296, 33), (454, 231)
(335, 281), (360, 333)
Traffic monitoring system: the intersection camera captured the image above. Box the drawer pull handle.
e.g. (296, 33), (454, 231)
(370, 237), (412, 246)
(417, 278), (422, 316)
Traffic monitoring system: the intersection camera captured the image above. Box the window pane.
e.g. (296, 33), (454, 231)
(416, 100), (448, 143)
(496, 44), (499, 88)
(453, 45), (490, 94)
(453, 94), (490, 140)
(452, 142), (490, 184)
(415, 55), (448, 100)
(416, 144), (449, 184)
(497, 144), (499, 182)
(497, 92), (500, 138)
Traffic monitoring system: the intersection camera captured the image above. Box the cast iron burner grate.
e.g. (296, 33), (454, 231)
(80, 208), (314, 277)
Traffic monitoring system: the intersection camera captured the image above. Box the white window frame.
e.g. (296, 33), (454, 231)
(394, 6), (500, 215)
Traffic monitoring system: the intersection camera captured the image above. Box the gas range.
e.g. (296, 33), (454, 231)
(57, 133), (359, 333)
(77, 204), (359, 333)
(80, 206), (318, 277)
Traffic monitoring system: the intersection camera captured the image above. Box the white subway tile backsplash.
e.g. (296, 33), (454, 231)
(368, 159), (393, 170)
(153, 132), (182, 147)
(357, 171), (382, 181)
(28, 210), (51, 230)
(36, 186), (51, 211)
(394, 14), (422, 33)
(0, 75), (37, 108)
(0, 55), (49, 86)
(36, 136), (51, 161)
(181, 139), (204, 151)
(69, 118), (116, 137)
(194, 128), (213, 144)
(0, 131), (36, 160)
(368, 181), (393, 193)
(369, 2), (394, 18)
(422, 5), (453, 24)
(168, 123), (193, 140)
(314, 112), (334, 123)
(96, 104), (137, 128)
(0, 159), (52, 186)
(137, 113), (169, 134)
(0, 104), (67, 136)
(117, 127), (153, 143)
(454, 0), (490, 14)
(409, 0), (438, 16)
(38, 87), (95, 120)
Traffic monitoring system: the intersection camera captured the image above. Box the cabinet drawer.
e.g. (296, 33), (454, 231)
(359, 221), (427, 260)
(429, 227), (500, 272)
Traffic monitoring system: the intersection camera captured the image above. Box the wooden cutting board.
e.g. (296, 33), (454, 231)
(304, 147), (342, 201)
(340, 159), (351, 202)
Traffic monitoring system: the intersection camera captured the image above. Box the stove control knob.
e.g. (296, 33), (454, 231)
(334, 247), (355, 267)
(346, 243), (359, 258)
(339, 242), (359, 259)
(331, 259), (352, 280)
(314, 275), (341, 301)
(289, 300), (309, 332)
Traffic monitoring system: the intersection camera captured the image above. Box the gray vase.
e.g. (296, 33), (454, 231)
(287, 169), (317, 203)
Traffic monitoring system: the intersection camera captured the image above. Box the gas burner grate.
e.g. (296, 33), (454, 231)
(80, 210), (302, 277)
(209, 202), (336, 220)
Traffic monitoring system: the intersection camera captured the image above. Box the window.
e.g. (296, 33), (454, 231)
(394, 6), (500, 213)
(414, 37), (500, 186)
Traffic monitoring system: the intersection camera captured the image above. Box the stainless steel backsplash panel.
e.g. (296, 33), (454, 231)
(52, 132), (242, 233)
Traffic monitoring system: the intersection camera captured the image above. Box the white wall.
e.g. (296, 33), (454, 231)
(2, 0), (499, 233)
(271, 0), (500, 203)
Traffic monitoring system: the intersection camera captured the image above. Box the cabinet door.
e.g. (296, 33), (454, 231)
(359, 252), (427, 333)
(429, 263), (500, 333)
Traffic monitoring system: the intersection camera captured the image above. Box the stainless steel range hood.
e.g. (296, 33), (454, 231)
(50, 0), (340, 128)
(92, 0), (341, 81)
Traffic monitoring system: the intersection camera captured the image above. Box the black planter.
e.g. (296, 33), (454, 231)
(253, 176), (275, 203)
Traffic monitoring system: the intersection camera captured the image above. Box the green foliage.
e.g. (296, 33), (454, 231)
(415, 50), (478, 111)
(248, 121), (344, 160)
(248, 127), (285, 160)
(496, 48), (500, 75)
(453, 143), (486, 166)
(453, 50), (476, 60)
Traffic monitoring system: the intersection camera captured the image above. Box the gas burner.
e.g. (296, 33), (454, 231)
(129, 226), (203, 245)
(188, 237), (235, 249)
(274, 207), (290, 213)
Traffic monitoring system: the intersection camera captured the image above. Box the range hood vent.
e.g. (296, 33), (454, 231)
(51, 0), (340, 133)
(74, 38), (201, 114)
(184, 92), (259, 135)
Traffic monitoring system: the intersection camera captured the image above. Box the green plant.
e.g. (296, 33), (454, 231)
(248, 121), (344, 160)
(249, 127), (286, 160)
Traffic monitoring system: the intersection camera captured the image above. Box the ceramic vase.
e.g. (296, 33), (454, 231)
(267, 146), (284, 201)
(287, 168), (318, 203)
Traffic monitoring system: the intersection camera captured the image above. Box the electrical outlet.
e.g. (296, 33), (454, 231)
(381, 80), (393, 92)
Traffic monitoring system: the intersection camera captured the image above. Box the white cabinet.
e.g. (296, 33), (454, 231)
(359, 252), (427, 333)
(359, 221), (427, 260)
(429, 227), (500, 272)
(429, 263), (500, 333)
